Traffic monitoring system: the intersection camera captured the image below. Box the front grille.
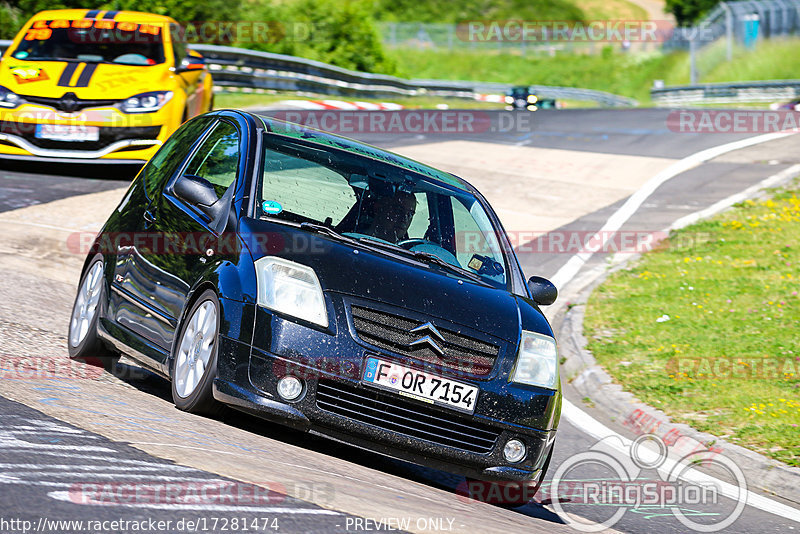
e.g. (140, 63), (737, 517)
(0, 121), (160, 152)
(22, 94), (121, 112)
(351, 305), (499, 376)
(316, 381), (500, 454)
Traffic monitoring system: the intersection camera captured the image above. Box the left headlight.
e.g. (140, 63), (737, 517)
(254, 257), (328, 328)
(511, 331), (558, 389)
(0, 85), (23, 109)
(120, 91), (173, 113)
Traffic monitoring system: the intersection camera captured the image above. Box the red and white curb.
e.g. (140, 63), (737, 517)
(279, 99), (404, 110)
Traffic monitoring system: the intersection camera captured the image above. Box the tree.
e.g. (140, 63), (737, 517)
(665, 0), (720, 26)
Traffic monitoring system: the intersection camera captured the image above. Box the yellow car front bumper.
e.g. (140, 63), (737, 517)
(0, 103), (179, 164)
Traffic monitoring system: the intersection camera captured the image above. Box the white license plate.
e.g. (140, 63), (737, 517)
(35, 124), (100, 142)
(362, 357), (478, 413)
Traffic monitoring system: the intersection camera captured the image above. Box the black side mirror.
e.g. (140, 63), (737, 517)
(174, 174), (224, 218)
(177, 55), (205, 72)
(527, 276), (558, 306)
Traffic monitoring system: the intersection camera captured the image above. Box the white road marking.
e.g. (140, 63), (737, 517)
(562, 399), (800, 522)
(550, 131), (797, 290)
(11, 450), (197, 466)
(0, 464), (197, 472)
(670, 163), (800, 231)
(10, 472), (227, 480)
(555, 131), (800, 522)
(47, 491), (341, 514)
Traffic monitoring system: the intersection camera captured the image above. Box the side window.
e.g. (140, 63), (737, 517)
(406, 192), (430, 239)
(170, 23), (187, 67)
(143, 117), (213, 202)
(183, 121), (240, 199)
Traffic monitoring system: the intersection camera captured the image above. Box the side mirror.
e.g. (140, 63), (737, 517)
(173, 174), (223, 220)
(527, 276), (557, 306)
(177, 55), (205, 72)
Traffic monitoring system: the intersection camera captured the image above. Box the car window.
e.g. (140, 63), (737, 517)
(170, 23), (187, 67)
(11, 19), (165, 65)
(256, 134), (508, 288)
(142, 116), (214, 202)
(450, 196), (506, 284)
(183, 121), (240, 199)
(261, 147), (356, 225)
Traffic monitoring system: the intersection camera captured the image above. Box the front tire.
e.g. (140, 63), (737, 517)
(171, 289), (222, 415)
(68, 255), (118, 371)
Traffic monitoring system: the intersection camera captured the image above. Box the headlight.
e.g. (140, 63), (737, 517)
(511, 331), (558, 389)
(254, 257), (328, 327)
(120, 91), (173, 113)
(0, 85), (23, 109)
(504, 96), (513, 104)
(527, 95), (538, 104)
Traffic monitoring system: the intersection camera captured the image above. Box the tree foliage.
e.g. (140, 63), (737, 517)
(665, 0), (720, 26)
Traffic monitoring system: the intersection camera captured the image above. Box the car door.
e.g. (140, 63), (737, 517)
(123, 119), (242, 362)
(110, 116), (215, 355)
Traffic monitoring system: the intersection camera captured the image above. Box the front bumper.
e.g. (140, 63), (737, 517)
(0, 103), (174, 163)
(213, 296), (560, 482)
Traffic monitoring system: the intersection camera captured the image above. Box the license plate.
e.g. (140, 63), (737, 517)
(35, 124), (100, 142)
(362, 357), (478, 414)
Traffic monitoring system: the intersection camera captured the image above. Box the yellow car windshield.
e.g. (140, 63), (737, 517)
(11, 20), (165, 66)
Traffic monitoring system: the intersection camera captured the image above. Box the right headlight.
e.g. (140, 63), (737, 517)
(254, 256), (328, 328)
(0, 85), (23, 109)
(511, 331), (559, 389)
(120, 91), (173, 113)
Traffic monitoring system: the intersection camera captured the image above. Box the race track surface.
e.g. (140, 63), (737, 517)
(1, 109), (798, 533)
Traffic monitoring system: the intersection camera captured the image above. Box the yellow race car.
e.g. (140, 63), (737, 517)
(0, 9), (213, 165)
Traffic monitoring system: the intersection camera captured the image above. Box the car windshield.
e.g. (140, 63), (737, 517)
(11, 20), (165, 65)
(257, 134), (509, 288)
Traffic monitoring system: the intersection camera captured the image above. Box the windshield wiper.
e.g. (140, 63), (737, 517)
(411, 251), (488, 285)
(356, 237), (488, 285)
(298, 222), (358, 244)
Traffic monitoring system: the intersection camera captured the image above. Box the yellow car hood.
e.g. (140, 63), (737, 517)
(2, 61), (172, 99)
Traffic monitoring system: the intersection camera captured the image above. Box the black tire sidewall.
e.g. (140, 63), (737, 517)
(171, 289), (220, 412)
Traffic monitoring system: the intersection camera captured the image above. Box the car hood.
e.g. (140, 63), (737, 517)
(241, 219), (526, 343)
(2, 61), (171, 99)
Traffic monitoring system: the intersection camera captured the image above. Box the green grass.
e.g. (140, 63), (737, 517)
(387, 37), (800, 103)
(583, 183), (800, 466)
(391, 48), (687, 102)
(572, 0), (648, 20)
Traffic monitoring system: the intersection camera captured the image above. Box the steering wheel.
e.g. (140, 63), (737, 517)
(397, 238), (436, 250)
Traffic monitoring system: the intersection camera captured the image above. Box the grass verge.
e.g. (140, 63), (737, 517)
(583, 181), (800, 467)
(387, 37), (800, 103)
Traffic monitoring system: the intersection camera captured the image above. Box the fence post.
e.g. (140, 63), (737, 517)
(722, 2), (734, 61)
(689, 35), (699, 84)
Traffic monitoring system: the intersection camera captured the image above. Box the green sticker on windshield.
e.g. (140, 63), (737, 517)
(262, 200), (283, 214)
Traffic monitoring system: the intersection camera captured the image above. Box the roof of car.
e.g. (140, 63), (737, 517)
(27, 9), (176, 24)
(253, 113), (476, 193)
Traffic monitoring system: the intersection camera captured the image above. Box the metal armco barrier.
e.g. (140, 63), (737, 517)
(0, 40), (636, 107)
(651, 79), (800, 105)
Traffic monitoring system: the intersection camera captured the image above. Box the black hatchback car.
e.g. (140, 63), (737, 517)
(68, 110), (561, 490)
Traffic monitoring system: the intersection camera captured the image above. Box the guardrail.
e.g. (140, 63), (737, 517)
(0, 40), (636, 107)
(651, 79), (800, 105)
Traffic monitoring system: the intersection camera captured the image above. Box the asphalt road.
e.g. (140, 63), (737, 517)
(1, 109), (798, 533)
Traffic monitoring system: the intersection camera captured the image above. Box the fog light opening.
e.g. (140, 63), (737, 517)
(277, 376), (304, 401)
(503, 439), (527, 463)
